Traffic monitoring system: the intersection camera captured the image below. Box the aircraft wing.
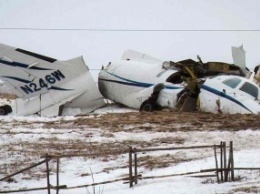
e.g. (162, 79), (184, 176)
(0, 43), (89, 99)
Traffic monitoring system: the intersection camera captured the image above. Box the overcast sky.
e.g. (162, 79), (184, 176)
(0, 0), (260, 80)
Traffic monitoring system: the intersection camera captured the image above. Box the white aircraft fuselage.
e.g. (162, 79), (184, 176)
(98, 49), (260, 114)
(99, 58), (184, 111)
(199, 75), (260, 114)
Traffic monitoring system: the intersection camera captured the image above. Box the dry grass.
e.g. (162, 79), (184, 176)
(2, 110), (260, 131)
(0, 92), (17, 99)
(229, 186), (260, 193)
(138, 153), (192, 169)
(152, 137), (185, 145)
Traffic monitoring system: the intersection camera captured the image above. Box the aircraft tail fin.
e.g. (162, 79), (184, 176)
(63, 56), (89, 71)
(231, 45), (247, 74)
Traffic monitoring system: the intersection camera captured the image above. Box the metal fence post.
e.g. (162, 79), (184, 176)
(129, 146), (133, 187)
(230, 141), (234, 181)
(56, 158), (60, 194)
(46, 154), (51, 194)
(214, 145), (220, 183)
(223, 142), (227, 181)
(220, 141), (223, 181)
(134, 148), (138, 185)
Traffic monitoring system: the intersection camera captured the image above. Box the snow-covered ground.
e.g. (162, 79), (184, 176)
(0, 106), (260, 194)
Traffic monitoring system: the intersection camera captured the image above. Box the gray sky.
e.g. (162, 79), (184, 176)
(0, 0), (260, 80)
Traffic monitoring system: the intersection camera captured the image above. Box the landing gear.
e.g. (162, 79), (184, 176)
(140, 99), (163, 112)
(0, 105), (12, 115)
(140, 83), (165, 112)
(0, 107), (5, 115)
(140, 100), (153, 112)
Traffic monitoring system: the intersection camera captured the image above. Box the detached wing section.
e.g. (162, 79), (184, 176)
(0, 43), (88, 99)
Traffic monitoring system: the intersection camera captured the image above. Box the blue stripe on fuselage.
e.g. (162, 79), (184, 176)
(49, 86), (73, 91)
(1, 76), (31, 83)
(99, 78), (151, 87)
(201, 84), (253, 113)
(0, 59), (53, 70)
(100, 71), (183, 89)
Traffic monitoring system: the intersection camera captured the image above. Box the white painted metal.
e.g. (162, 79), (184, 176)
(199, 75), (260, 114)
(98, 50), (185, 110)
(0, 43), (105, 116)
(99, 50), (259, 114)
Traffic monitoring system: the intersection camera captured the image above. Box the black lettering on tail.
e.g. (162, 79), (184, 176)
(20, 85), (34, 94)
(51, 70), (65, 81)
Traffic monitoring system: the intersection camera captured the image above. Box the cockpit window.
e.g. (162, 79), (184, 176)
(222, 78), (241, 88)
(239, 82), (259, 99)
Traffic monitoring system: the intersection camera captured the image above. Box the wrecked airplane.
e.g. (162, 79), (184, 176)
(0, 43), (259, 116)
(98, 48), (260, 114)
(0, 43), (105, 117)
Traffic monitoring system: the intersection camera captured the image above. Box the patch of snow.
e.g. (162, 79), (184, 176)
(0, 113), (260, 194)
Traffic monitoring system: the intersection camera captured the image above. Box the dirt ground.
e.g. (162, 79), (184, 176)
(1, 110), (259, 158)
(85, 110), (260, 131)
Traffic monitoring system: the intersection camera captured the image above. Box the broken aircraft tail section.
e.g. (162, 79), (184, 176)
(0, 43), (105, 117)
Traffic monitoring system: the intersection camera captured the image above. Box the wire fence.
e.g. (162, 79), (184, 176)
(1, 27), (260, 32)
(1, 141), (260, 193)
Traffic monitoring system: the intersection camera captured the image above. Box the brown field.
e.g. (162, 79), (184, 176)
(0, 110), (260, 184)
